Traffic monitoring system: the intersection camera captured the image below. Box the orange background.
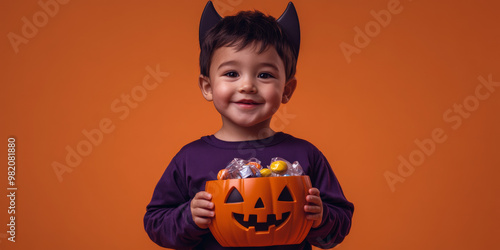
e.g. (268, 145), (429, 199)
(1, 0), (499, 249)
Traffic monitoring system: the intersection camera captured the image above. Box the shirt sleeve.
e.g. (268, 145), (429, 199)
(305, 149), (354, 249)
(143, 154), (210, 249)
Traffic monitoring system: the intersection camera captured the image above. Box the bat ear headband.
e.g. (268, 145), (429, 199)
(198, 1), (300, 57)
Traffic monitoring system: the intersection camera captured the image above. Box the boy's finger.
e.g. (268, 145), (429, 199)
(306, 214), (322, 221)
(308, 188), (320, 196)
(306, 195), (322, 205)
(193, 208), (215, 218)
(192, 199), (214, 209)
(304, 205), (321, 213)
(195, 191), (212, 200)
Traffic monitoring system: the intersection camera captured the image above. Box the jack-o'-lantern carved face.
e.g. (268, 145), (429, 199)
(205, 176), (313, 247)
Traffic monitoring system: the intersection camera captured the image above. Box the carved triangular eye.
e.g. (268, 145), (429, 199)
(254, 198), (264, 208)
(225, 187), (244, 203)
(277, 186), (294, 201)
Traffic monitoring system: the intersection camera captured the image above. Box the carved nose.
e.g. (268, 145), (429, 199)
(254, 198), (264, 208)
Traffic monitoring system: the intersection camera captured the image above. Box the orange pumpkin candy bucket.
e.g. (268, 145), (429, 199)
(204, 175), (313, 247)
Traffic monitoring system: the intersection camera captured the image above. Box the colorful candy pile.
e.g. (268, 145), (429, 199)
(217, 157), (304, 180)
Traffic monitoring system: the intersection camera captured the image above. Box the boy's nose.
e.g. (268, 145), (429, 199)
(238, 79), (257, 94)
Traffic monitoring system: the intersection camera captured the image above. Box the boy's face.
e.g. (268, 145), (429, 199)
(199, 42), (296, 130)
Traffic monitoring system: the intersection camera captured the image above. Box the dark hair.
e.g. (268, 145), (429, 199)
(199, 10), (298, 81)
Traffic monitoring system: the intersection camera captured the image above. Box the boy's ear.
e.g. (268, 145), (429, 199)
(282, 77), (297, 104)
(199, 74), (213, 101)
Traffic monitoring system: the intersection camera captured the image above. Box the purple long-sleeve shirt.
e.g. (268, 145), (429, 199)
(144, 132), (354, 249)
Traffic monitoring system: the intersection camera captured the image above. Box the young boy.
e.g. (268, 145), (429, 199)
(144, 2), (354, 249)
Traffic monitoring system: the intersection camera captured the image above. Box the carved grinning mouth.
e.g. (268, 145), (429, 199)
(232, 212), (291, 231)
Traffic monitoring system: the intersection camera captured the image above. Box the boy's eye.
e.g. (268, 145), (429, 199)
(258, 73), (274, 79)
(224, 72), (239, 77)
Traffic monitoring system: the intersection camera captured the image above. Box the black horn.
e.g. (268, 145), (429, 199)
(199, 1), (222, 48)
(277, 2), (301, 57)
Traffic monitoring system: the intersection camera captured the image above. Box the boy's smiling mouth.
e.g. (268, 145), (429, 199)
(234, 99), (262, 108)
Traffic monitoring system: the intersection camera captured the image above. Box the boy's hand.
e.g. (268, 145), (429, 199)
(304, 188), (323, 228)
(190, 191), (215, 229)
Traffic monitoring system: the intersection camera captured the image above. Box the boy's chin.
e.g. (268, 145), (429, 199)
(226, 117), (271, 129)
(233, 121), (263, 128)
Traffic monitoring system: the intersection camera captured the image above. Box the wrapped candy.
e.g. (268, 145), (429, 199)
(216, 157), (304, 180)
(267, 157), (305, 177)
(290, 161), (304, 176)
(217, 169), (229, 180)
(259, 168), (272, 177)
(246, 159), (262, 170)
(270, 160), (288, 173)
(217, 158), (262, 180)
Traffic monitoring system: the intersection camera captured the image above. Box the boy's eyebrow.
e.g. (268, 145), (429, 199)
(258, 62), (280, 72)
(217, 61), (280, 72)
(217, 60), (239, 70)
